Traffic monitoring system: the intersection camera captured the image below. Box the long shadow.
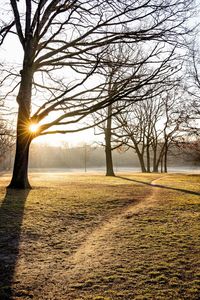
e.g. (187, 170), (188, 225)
(117, 176), (200, 196)
(0, 189), (29, 300)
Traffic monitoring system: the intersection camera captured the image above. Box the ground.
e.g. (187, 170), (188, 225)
(0, 172), (199, 300)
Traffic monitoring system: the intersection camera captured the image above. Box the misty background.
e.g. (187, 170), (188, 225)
(1, 142), (199, 172)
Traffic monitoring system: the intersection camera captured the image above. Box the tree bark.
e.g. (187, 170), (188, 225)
(135, 148), (146, 172)
(105, 105), (115, 176)
(138, 155), (146, 172)
(8, 63), (33, 189)
(129, 137), (147, 172)
(8, 108), (31, 189)
(164, 145), (168, 173)
(146, 144), (151, 172)
(160, 156), (163, 173)
(152, 145), (159, 172)
(7, 133), (31, 189)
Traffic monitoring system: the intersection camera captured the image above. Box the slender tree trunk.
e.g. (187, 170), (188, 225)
(105, 104), (115, 176)
(153, 165), (159, 172)
(154, 142), (166, 173)
(146, 144), (151, 172)
(161, 156), (163, 173)
(105, 144), (115, 176)
(130, 138), (146, 172)
(164, 146), (168, 173)
(153, 146), (159, 172)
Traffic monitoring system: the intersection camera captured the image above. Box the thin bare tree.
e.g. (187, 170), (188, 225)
(114, 88), (187, 173)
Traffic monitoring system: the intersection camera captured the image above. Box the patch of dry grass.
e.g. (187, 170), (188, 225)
(0, 172), (199, 299)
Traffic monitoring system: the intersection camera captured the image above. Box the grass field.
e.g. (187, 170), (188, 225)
(0, 172), (199, 300)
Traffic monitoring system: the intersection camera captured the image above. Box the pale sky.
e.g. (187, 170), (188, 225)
(0, 3), (103, 147)
(33, 128), (100, 147)
(0, 0), (198, 148)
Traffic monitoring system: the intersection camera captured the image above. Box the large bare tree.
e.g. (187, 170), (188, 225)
(0, 0), (195, 188)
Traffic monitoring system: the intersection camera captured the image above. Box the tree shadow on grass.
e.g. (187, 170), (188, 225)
(0, 189), (29, 300)
(117, 176), (200, 196)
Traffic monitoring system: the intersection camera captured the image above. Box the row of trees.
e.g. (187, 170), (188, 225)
(96, 85), (199, 175)
(0, 0), (199, 188)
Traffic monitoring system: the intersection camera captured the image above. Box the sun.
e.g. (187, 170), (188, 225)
(29, 123), (40, 133)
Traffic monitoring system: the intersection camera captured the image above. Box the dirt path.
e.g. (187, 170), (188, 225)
(68, 177), (164, 278)
(39, 176), (167, 298)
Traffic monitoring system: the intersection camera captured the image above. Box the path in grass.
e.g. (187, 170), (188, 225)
(40, 176), (168, 298)
(1, 173), (199, 300)
(39, 174), (200, 300)
(68, 176), (164, 277)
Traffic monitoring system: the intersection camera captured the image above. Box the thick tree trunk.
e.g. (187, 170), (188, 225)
(8, 143), (31, 188)
(7, 110), (32, 189)
(7, 28), (37, 189)
(8, 63), (33, 189)
(105, 105), (115, 176)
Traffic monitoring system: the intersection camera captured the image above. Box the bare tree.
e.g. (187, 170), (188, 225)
(0, 118), (15, 169)
(0, 87), (15, 169)
(0, 0), (195, 188)
(93, 44), (138, 177)
(187, 43), (200, 129)
(114, 88), (187, 173)
(114, 97), (157, 172)
(93, 41), (187, 176)
(151, 91), (187, 172)
(172, 41), (200, 163)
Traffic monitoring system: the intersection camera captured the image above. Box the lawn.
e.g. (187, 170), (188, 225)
(0, 172), (199, 299)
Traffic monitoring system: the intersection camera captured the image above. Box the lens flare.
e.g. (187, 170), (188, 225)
(29, 123), (40, 133)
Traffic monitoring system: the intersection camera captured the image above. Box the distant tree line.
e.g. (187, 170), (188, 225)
(27, 143), (199, 170)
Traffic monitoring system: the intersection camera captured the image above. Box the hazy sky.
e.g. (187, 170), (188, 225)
(1, 0), (199, 147)
(0, 1), (103, 147)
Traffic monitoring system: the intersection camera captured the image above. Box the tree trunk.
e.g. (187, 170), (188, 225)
(137, 153), (146, 172)
(105, 105), (115, 176)
(146, 144), (151, 172)
(154, 142), (166, 173)
(153, 146), (159, 172)
(164, 146), (168, 173)
(161, 156), (163, 173)
(153, 165), (159, 172)
(105, 144), (115, 176)
(7, 110), (32, 189)
(139, 158), (146, 172)
(130, 138), (146, 172)
(8, 63), (33, 189)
